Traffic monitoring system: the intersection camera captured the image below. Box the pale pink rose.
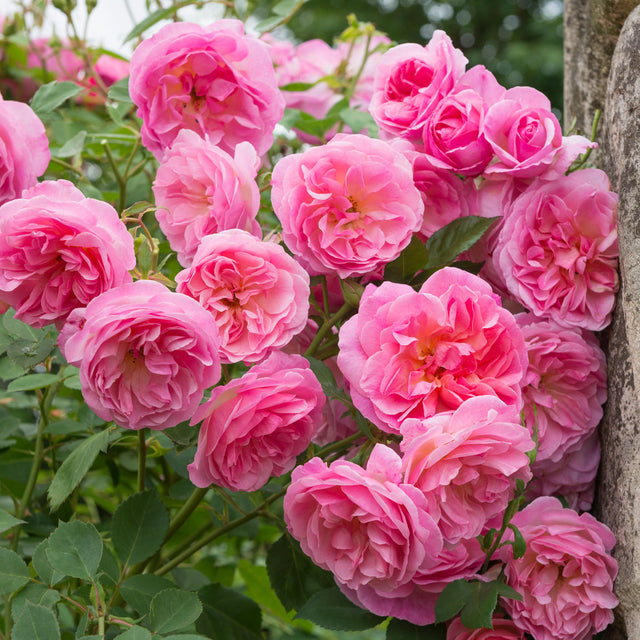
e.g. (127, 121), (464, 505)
(493, 169), (619, 330)
(500, 497), (618, 640)
(58, 280), (221, 431)
(188, 351), (324, 492)
(369, 31), (467, 144)
(527, 431), (600, 512)
(175, 229), (310, 364)
(447, 615), (526, 639)
(284, 444), (444, 603)
(129, 20), (285, 159)
(0, 180), (134, 328)
(337, 268), (528, 434)
(153, 130), (261, 267)
(271, 134), (423, 278)
(401, 396), (533, 544)
(0, 97), (50, 205)
(516, 313), (606, 464)
(421, 66), (505, 176)
(483, 86), (594, 179)
(94, 54), (129, 86)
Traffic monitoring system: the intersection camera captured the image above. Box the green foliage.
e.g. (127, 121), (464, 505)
(386, 618), (447, 640)
(149, 589), (203, 634)
(10, 601), (61, 640)
(0, 549), (30, 595)
(196, 584), (263, 640)
(46, 520), (103, 580)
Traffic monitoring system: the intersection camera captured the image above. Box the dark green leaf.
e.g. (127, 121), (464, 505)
(196, 584), (262, 640)
(47, 429), (110, 510)
(32, 539), (64, 586)
(149, 589), (202, 634)
(266, 534), (335, 611)
(507, 524), (527, 560)
(7, 373), (60, 392)
(2, 310), (44, 341)
(113, 626), (152, 640)
(111, 489), (169, 567)
(124, 2), (197, 42)
(0, 548), (30, 595)
(53, 130), (86, 158)
(0, 508), (24, 534)
(46, 520), (103, 579)
(384, 235), (430, 283)
(162, 636), (211, 640)
(495, 580), (523, 602)
(119, 574), (176, 615)
(11, 583), (61, 621)
(459, 581), (498, 630)
(0, 356), (27, 381)
(237, 560), (290, 622)
(107, 77), (131, 103)
(7, 337), (56, 369)
(304, 356), (339, 395)
(434, 579), (475, 623)
(295, 587), (384, 631)
(11, 601), (60, 640)
(30, 81), (83, 115)
(386, 618), (447, 640)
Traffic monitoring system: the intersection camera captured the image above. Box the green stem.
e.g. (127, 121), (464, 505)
(137, 429), (146, 493)
(102, 141), (127, 212)
(304, 301), (353, 358)
(165, 487), (209, 542)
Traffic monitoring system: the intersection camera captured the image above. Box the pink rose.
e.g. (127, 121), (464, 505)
(0, 97), (50, 205)
(500, 497), (618, 640)
(284, 444), (443, 603)
(271, 134), (423, 278)
(153, 130), (261, 267)
(369, 31), (467, 144)
(129, 20), (285, 159)
(58, 280), (221, 431)
(188, 351), (324, 492)
(447, 615), (526, 639)
(175, 229), (310, 364)
(401, 396), (533, 544)
(516, 313), (606, 464)
(0, 180), (134, 328)
(337, 268), (528, 434)
(482, 86), (594, 179)
(493, 169), (619, 330)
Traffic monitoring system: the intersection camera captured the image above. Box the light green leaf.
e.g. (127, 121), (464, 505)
(0, 548), (30, 595)
(0, 508), (24, 534)
(149, 589), (202, 634)
(30, 81), (83, 115)
(237, 560), (291, 622)
(47, 429), (110, 510)
(7, 373), (60, 392)
(53, 131), (86, 158)
(11, 601), (60, 640)
(107, 77), (131, 103)
(46, 520), (103, 580)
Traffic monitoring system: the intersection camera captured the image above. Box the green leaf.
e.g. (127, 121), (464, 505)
(53, 130), (86, 158)
(304, 356), (339, 396)
(266, 534), (335, 611)
(280, 82), (315, 91)
(32, 539), (64, 586)
(0, 508), (24, 534)
(47, 429), (110, 510)
(46, 520), (103, 580)
(119, 574), (176, 615)
(507, 524), (527, 560)
(0, 548), (30, 595)
(113, 626), (152, 640)
(11, 601), (60, 640)
(495, 580), (523, 603)
(111, 489), (169, 567)
(7, 373), (60, 392)
(0, 356), (27, 381)
(386, 618), (447, 640)
(255, 15), (284, 32)
(196, 584), (262, 640)
(7, 337), (56, 369)
(149, 589), (202, 634)
(295, 587), (384, 631)
(384, 235), (430, 283)
(272, 0), (302, 16)
(107, 77), (131, 103)
(30, 80), (83, 115)
(459, 581), (498, 630)
(2, 310), (44, 341)
(162, 636), (211, 640)
(434, 579), (475, 623)
(339, 108), (378, 136)
(11, 583), (61, 621)
(124, 1), (197, 42)
(237, 560), (291, 622)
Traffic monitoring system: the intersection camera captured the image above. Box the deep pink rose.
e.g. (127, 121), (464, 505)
(58, 280), (222, 431)
(271, 134), (423, 278)
(337, 268), (528, 434)
(401, 396), (533, 544)
(494, 169), (619, 330)
(175, 229), (310, 363)
(0, 180), (134, 328)
(516, 313), (606, 464)
(447, 615), (526, 639)
(369, 31), (467, 144)
(188, 352), (324, 492)
(0, 97), (50, 205)
(129, 20), (285, 159)
(483, 86), (594, 179)
(284, 444), (444, 602)
(500, 497), (618, 640)
(153, 130), (261, 267)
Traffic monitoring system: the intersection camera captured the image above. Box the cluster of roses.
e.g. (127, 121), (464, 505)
(0, 14), (620, 640)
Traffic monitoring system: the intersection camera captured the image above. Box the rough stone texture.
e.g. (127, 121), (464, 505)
(564, 0), (639, 135)
(594, 6), (640, 639)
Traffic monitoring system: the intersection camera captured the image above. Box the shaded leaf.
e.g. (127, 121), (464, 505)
(386, 618), (447, 640)
(7, 373), (60, 392)
(11, 601), (60, 640)
(434, 579), (475, 624)
(7, 337), (56, 369)
(237, 560), (291, 622)
(384, 235), (430, 284)
(149, 589), (202, 634)
(30, 81), (83, 115)
(11, 583), (60, 621)
(120, 574), (176, 615)
(32, 539), (64, 587)
(46, 520), (103, 580)
(54, 131), (86, 158)
(113, 626), (151, 640)
(0, 508), (24, 534)
(196, 584), (262, 640)
(107, 77), (131, 103)
(0, 548), (30, 595)
(459, 581), (498, 630)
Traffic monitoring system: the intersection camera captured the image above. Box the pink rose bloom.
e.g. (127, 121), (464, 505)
(175, 229), (310, 364)
(493, 169), (619, 331)
(58, 280), (222, 431)
(188, 352), (324, 492)
(153, 130), (261, 267)
(516, 313), (606, 464)
(500, 497), (618, 640)
(284, 444), (444, 605)
(422, 66), (505, 176)
(337, 268), (528, 434)
(401, 396), (533, 544)
(483, 86), (594, 179)
(527, 431), (600, 512)
(0, 180), (134, 328)
(94, 54), (129, 86)
(129, 20), (285, 159)
(447, 615), (526, 639)
(271, 134), (423, 278)
(0, 97), (50, 205)
(369, 31), (467, 144)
